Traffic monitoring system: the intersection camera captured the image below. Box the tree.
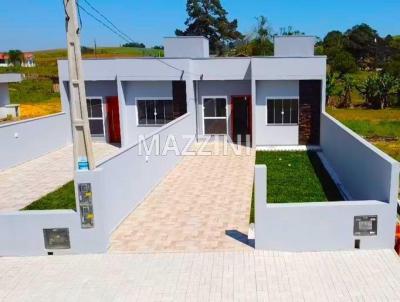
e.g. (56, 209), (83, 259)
(235, 16), (273, 56)
(279, 26), (305, 36)
(323, 31), (345, 50)
(376, 73), (398, 108)
(8, 50), (23, 65)
(337, 74), (355, 108)
(357, 73), (397, 109)
(344, 23), (378, 68)
(326, 72), (339, 106)
(357, 74), (380, 108)
(251, 16), (273, 55)
(176, 0), (242, 55)
(122, 42), (146, 48)
(329, 50), (357, 75)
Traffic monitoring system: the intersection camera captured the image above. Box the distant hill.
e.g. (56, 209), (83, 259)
(1, 46), (164, 78)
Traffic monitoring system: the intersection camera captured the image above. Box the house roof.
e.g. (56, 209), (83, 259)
(0, 73), (23, 83)
(0, 53), (10, 60)
(23, 53), (34, 59)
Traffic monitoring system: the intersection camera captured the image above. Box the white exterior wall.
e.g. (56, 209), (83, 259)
(0, 113), (72, 171)
(196, 80), (251, 136)
(274, 36), (316, 57)
(122, 81), (173, 145)
(255, 80), (299, 145)
(255, 114), (399, 251)
(0, 113), (195, 256)
(164, 37), (209, 58)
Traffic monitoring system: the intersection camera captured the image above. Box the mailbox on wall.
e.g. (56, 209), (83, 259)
(78, 183), (94, 228)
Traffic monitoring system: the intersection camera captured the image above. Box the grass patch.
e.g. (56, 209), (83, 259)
(22, 181), (76, 211)
(9, 79), (59, 104)
(340, 120), (400, 138)
(18, 98), (62, 119)
(250, 151), (342, 223)
(256, 151), (343, 203)
(327, 108), (400, 162)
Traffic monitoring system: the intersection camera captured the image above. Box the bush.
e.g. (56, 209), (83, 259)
(122, 42), (146, 48)
(328, 50), (358, 75)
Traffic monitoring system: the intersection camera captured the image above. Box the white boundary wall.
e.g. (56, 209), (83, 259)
(0, 113), (72, 171)
(0, 113), (195, 256)
(255, 113), (399, 251)
(76, 112), (196, 236)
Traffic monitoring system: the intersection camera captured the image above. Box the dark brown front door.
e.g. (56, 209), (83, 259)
(106, 96), (121, 144)
(299, 80), (321, 145)
(231, 96), (252, 144)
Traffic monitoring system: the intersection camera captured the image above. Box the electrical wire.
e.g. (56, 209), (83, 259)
(72, 1), (203, 78)
(76, 3), (132, 44)
(81, 0), (135, 43)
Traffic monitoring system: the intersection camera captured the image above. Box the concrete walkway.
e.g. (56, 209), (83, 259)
(0, 249), (399, 301)
(110, 142), (255, 253)
(0, 143), (119, 212)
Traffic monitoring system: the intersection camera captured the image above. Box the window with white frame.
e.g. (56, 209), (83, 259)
(266, 98), (299, 125)
(86, 98), (104, 136)
(137, 99), (173, 126)
(203, 97), (227, 134)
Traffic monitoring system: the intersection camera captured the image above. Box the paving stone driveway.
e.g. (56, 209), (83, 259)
(1, 249), (399, 301)
(0, 143), (118, 212)
(110, 142), (255, 253)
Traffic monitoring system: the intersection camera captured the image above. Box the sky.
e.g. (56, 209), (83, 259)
(0, 0), (399, 51)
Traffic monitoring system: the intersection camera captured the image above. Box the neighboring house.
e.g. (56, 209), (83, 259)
(58, 36), (326, 147)
(21, 52), (36, 67)
(0, 52), (36, 67)
(0, 73), (22, 119)
(0, 53), (10, 67)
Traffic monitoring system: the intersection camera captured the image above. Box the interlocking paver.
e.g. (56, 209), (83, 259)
(0, 249), (399, 302)
(0, 143), (119, 212)
(109, 142), (255, 252)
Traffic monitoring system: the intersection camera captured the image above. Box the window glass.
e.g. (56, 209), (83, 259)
(283, 100), (291, 124)
(267, 100), (274, 124)
(146, 100), (155, 125)
(165, 101), (174, 124)
(274, 99), (283, 124)
(155, 101), (165, 124)
(89, 120), (104, 135)
(137, 100), (147, 125)
(290, 99), (299, 123)
(267, 98), (299, 125)
(204, 119), (227, 134)
(203, 98), (215, 117)
(215, 98), (227, 117)
(89, 99), (103, 118)
(137, 99), (175, 126)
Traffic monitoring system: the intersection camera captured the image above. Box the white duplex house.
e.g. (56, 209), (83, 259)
(58, 35), (325, 147)
(0, 36), (397, 256)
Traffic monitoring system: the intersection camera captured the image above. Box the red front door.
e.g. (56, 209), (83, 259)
(231, 95), (252, 144)
(106, 96), (121, 144)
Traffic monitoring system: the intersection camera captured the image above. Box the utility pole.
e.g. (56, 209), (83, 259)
(64, 0), (95, 170)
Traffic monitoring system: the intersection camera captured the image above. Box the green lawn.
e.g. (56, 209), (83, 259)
(256, 151), (343, 203)
(22, 181), (76, 211)
(250, 151), (343, 222)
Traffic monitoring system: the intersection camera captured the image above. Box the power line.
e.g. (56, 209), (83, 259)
(76, 2), (132, 44)
(74, 1), (203, 78)
(80, 0), (135, 43)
